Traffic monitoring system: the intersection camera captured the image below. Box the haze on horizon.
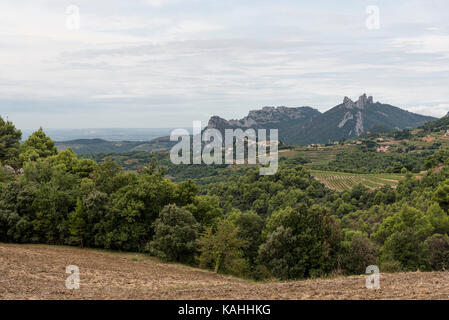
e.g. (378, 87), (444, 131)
(1, 0), (448, 130)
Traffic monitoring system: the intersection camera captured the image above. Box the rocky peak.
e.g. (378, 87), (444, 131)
(206, 116), (229, 129)
(206, 106), (321, 131)
(342, 94), (374, 110)
(343, 96), (353, 108)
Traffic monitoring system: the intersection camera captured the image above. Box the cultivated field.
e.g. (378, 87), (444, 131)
(1, 243), (448, 300)
(310, 170), (407, 191)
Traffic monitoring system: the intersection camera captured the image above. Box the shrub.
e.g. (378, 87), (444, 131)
(340, 231), (378, 275)
(425, 234), (449, 271)
(259, 205), (341, 280)
(199, 219), (248, 276)
(149, 204), (199, 264)
(381, 230), (428, 271)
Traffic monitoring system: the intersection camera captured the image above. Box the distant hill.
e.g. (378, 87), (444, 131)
(22, 128), (174, 142)
(205, 94), (437, 145)
(419, 112), (449, 133)
(55, 136), (175, 155)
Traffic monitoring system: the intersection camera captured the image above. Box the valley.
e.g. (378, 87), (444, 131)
(2, 97), (449, 300)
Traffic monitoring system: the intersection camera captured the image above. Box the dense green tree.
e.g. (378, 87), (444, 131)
(0, 116), (22, 166)
(339, 230), (377, 274)
(199, 219), (248, 276)
(258, 226), (298, 280)
(183, 195), (223, 228)
(381, 230), (428, 271)
(149, 204), (199, 264)
(434, 179), (449, 211)
(19, 128), (57, 163)
(68, 184), (108, 247)
(426, 203), (449, 234)
(259, 205), (341, 279)
(227, 210), (264, 266)
(425, 234), (449, 270)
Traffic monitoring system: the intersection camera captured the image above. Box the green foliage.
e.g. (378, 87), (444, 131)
(425, 149), (449, 169)
(4, 118), (449, 282)
(314, 151), (430, 174)
(19, 128), (57, 164)
(259, 205), (341, 279)
(0, 116), (22, 166)
(207, 165), (328, 217)
(102, 172), (178, 251)
(420, 115), (449, 133)
(199, 219), (248, 276)
(149, 204), (199, 264)
(339, 230), (377, 274)
(68, 187), (108, 247)
(433, 179), (449, 211)
(227, 210), (264, 267)
(424, 234), (449, 270)
(258, 226), (298, 280)
(183, 195), (223, 228)
(381, 230), (428, 271)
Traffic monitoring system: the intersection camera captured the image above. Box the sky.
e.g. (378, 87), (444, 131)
(0, 0), (448, 129)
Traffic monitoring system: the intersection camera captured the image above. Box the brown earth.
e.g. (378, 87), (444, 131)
(1, 243), (449, 300)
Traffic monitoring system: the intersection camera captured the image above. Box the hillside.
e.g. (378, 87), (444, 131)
(4, 114), (449, 294)
(420, 113), (449, 133)
(81, 120), (449, 188)
(1, 243), (448, 300)
(55, 136), (175, 155)
(206, 94), (436, 145)
(291, 94), (436, 144)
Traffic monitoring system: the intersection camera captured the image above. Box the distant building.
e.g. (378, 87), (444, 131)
(376, 146), (389, 152)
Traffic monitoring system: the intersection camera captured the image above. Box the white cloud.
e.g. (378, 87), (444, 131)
(0, 0), (448, 129)
(142, 0), (175, 7)
(408, 104), (449, 118)
(391, 35), (449, 54)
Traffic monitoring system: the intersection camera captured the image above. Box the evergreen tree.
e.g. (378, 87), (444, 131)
(0, 116), (22, 166)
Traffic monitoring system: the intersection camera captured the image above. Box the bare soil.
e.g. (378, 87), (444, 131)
(1, 243), (449, 300)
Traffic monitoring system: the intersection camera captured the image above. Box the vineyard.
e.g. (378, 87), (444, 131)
(310, 170), (407, 191)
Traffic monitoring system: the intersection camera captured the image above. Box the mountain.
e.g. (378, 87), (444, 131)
(206, 106), (321, 140)
(289, 94), (437, 144)
(206, 94), (437, 145)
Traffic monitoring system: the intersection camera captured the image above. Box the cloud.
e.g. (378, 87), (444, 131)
(0, 0), (448, 129)
(390, 35), (449, 54)
(142, 0), (175, 7)
(407, 104), (449, 118)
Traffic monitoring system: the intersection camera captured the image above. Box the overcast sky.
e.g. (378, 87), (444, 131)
(1, 0), (448, 129)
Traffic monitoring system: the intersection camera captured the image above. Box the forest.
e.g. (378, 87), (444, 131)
(2, 115), (449, 281)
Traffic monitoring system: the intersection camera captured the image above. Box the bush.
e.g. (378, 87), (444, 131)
(425, 234), (449, 271)
(199, 219), (248, 277)
(340, 231), (378, 275)
(258, 226), (298, 280)
(381, 230), (428, 271)
(149, 204), (199, 264)
(259, 205), (341, 280)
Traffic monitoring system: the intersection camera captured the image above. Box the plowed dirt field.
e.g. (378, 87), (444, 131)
(1, 243), (448, 300)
